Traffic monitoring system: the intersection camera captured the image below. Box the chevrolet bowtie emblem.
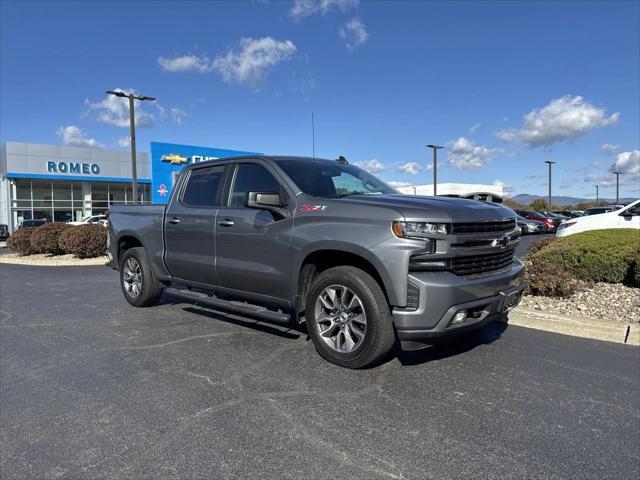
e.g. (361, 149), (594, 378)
(161, 153), (189, 165)
(491, 234), (510, 249)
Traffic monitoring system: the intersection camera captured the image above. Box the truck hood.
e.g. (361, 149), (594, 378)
(338, 194), (516, 223)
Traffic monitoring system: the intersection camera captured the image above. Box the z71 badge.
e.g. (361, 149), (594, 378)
(300, 204), (327, 212)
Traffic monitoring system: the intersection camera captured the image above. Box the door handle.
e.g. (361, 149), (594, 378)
(218, 219), (235, 227)
(168, 217), (180, 224)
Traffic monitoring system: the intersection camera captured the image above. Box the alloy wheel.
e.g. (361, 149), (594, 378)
(123, 257), (142, 298)
(314, 285), (367, 353)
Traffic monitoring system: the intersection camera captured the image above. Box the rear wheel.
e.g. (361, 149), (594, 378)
(305, 266), (395, 369)
(120, 247), (163, 307)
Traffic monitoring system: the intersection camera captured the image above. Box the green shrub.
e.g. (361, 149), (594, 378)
(527, 229), (640, 289)
(6, 228), (37, 255)
(58, 224), (107, 258)
(29, 222), (72, 255)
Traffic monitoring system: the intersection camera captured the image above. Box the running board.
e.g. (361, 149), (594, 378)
(165, 287), (292, 324)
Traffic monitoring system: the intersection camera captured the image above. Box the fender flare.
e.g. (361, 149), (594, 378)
(291, 240), (400, 306)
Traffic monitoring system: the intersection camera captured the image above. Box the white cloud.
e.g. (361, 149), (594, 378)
(84, 89), (157, 128)
(612, 150), (640, 175)
(469, 122), (480, 133)
(338, 18), (369, 50)
(584, 173), (616, 187)
(446, 137), (496, 170)
(171, 107), (187, 124)
(117, 136), (131, 148)
(355, 159), (385, 174)
(56, 125), (103, 148)
(158, 54), (214, 73)
(212, 37), (297, 91)
(387, 180), (412, 189)
(289, 0), (359, 20)
(396, 162), (421, 175)
(496, 95), (620, 148)
(600, 143), (620, 156)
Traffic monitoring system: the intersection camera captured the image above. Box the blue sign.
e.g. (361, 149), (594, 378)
(150, 142), (260, 204)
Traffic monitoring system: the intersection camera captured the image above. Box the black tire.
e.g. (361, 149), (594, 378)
(305, 266), (395, 369)
(120, 247), (163, 307)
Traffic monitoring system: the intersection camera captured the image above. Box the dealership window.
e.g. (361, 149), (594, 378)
(9, 179), (151, 228)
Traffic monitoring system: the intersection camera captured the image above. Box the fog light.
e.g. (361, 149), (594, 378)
(451, 311), (467, 324)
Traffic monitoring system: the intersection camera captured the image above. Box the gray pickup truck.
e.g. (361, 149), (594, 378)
(107, 155), (524, 368)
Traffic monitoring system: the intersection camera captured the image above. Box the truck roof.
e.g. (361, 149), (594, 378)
(183, 155), (341, 169)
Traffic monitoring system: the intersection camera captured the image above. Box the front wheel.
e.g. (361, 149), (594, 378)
(120, 247), (164, 307)
(305, 266), (395, 369)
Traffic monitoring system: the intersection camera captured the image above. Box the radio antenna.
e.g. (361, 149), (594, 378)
(311, 112), (315, 159)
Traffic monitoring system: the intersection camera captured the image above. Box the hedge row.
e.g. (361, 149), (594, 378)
(7, 223), (107, 258)
(525, 229), (640, 297)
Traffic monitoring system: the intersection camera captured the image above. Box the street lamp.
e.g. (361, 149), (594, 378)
(595, 185), (599, 204)
(545, 160), (556, 210)
(612, 171), (622, 203)
(426, 144), (444, 196)
(106, 90), (156, 204)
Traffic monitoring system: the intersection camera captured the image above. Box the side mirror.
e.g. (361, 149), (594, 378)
(246, 191), (286, 209)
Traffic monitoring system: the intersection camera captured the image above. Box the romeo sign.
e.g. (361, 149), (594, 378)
(47, 161), (101, 175)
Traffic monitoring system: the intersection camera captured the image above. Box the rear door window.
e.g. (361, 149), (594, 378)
(182, 166), (226, 207)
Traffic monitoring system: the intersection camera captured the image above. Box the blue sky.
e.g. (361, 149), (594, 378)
(1, 0), (639, 199)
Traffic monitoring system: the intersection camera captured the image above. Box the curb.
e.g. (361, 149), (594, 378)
(0, 255), (108, 267)
(500, 306), (639, 346)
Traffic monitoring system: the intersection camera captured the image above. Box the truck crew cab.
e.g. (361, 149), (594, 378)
(107, 155), (524, 369)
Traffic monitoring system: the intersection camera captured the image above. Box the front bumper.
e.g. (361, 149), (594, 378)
(393, 258), (524, 349)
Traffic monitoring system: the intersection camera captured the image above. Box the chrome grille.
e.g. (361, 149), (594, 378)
(451, 219), (516, 234)
(451, 248), (515, 276)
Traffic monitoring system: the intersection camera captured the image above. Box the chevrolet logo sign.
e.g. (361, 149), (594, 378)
(161, 153), (189, 165)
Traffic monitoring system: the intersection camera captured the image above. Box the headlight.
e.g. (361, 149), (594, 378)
(392, 221), (448, 237)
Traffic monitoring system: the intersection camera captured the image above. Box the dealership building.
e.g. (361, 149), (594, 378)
(0, 141), (255, 231)
(396, 182), (505, 203)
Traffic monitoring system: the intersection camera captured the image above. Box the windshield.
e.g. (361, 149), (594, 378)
(275, 159), (396, 198)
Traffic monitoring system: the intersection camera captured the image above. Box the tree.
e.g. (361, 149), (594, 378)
(503, 198), (525, 210)
(529, 199), (548, 211)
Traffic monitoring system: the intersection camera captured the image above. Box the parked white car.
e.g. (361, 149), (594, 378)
(556, 200), (640, 237)
(67, 214), (108, 227)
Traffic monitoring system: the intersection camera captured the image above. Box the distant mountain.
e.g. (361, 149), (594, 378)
(510, 194), (637, 206)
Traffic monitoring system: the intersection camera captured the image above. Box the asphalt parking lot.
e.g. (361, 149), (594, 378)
(1, 263), (639, 479)
(515, 232), (553, 258)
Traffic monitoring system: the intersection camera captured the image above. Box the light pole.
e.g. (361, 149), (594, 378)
(595, 185), (599, 204)
(613, 171), (622, 203)
(106, 90), (156, 204)
(545, 160), (556, 210)
(426, 144), (444, 196)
